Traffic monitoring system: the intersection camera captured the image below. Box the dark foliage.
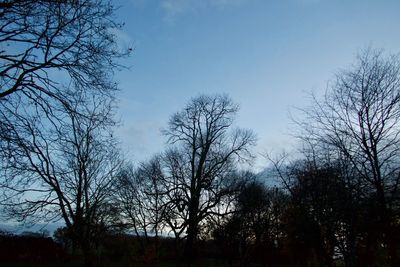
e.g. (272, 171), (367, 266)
(0, 231), (67, 263)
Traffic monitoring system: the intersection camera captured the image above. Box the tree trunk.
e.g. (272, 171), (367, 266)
(375, 183), (397, 266)
(81, 236), (93, 267)
(184, 216), (199, 260)
(184, 196), (200, 260)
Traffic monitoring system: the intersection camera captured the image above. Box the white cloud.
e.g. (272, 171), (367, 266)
(294, 0), (323, 4)
(160, 0), (250, 22)
(161, 0), (194, 18)
(211, 0), (248, 8)
(110, 28), (134, 45)
(128, 0), (250, 22)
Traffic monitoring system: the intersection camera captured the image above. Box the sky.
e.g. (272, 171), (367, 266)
(2, 0), (400, 234)
(112, 0), (400, 170)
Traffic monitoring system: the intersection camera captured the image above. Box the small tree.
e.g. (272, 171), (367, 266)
(215, 180), (288, 265)
(116, 157), (165, 254)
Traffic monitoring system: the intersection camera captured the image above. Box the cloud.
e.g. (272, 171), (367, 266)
(161, 0), (194, 18)
(294, 0), (323, 4)
(160, 0), (250, 22)
(128, 0), (250, 22)
(115, 121), (164, 163)
(211, 0), (248, 8)
(110, 28), (134, 45)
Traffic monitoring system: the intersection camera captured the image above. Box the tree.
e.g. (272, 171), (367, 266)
(0, 88), (121, 266)
(234, 181), (283, 248)
(268, 151), (366, 267)
(0, 0), (129, 99)
(291, 165), (351, 266)
(162, 94), (256, 259)
(0, 0), (130, 167)
(115, 157), (165, 254)
(297, 49), (400, 266)
(214, 180), (288, 265)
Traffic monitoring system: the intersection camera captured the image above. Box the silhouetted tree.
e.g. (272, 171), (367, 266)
(214, 180), (288, 265)
(269, 146), (384, 266)
(296, 49), (400, 266)
(162, 94), (256, 259)
(0, 1), (130, 184)
(0, 0), (129, 99)
(0, 88), (121, 266)
(115, 157), (165, 255)
(292, 165), (350, 266)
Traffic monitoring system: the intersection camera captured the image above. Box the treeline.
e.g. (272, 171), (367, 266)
(0, 1), (399, 267)
(0, 230), (66, 263)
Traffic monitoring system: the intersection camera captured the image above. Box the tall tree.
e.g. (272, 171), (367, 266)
(297, 49), (400, 266)
(162, 94), (256, 258)
(0, 0), (130, 161)
(0, 88), (121, 266)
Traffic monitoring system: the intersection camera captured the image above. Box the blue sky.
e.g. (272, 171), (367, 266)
(113, 0), (400, 169)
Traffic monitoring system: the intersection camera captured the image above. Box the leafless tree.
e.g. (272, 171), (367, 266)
(0, 0), (129, 99)
(296, 49), (400, 266)
(0, 88), (121, 265)
(115, 156), (166, 253)
(162, 94), (256, 258)
(0, 1), (130, 167)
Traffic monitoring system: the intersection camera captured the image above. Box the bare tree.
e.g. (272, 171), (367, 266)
(0, 88), (121, 266)
(296, 49), (400, 266)
(0, 1), (130, 166)
(0, 0), (129, 99)
(115, 157), (165, 253)
(162, 94), (256, 258)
